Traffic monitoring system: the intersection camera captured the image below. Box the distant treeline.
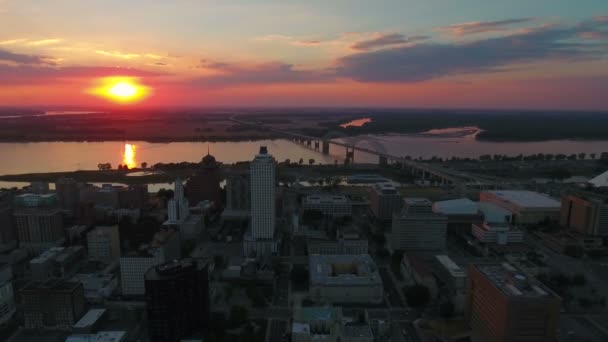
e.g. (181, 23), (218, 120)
(330, 111), (608, 141)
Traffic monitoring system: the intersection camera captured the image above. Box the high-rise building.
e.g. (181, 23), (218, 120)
(118, 184), (148, 209)
(55, 178), (80, 216)
(13, 193), (65, 254)
(0, 264), (16, 325)
(465, 262), (560, 342)
(471, 222), (524, 245)
(560, 194), (608, 236)
(0, 192), (17, 252)
(167, 179), (190, 224)
(145, 259), (210, 342)
(186, 152), (222, 206)
(369, 183), (402, 221)
(119, 229), (180, 296)
(225, 173), (250, 212)
(390, 198), (447, 251)
(250, 146), (276, 239)
(87, 226), (121, 261)
(21, 279), (86, 331)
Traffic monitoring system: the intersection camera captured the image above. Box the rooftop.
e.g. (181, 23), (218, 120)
(342, 324), (374, 339)
(403, 197), (432, 206)
(483, 190), (560, 208)
(66, 331), (127, 342)
(435, 255), (466, 279)
(309, 254), (381, 286)
(304, 194), (350, 204)
(295, 307), (337, 322)
(145, 258), (207, 281)
(474, 262), (556, 299)
(433, 198), (478, 215)
(73, 309), (107, 329)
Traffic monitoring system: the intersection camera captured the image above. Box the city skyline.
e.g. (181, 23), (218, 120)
(0, 0), (607, 109)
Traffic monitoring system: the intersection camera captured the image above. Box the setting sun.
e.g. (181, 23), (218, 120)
(87, 77), (151, 104)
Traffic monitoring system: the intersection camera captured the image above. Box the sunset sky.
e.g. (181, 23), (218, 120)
(1, 0), (607, 109)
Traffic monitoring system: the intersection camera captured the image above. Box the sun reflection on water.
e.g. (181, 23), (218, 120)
(123, 143), (137, 169)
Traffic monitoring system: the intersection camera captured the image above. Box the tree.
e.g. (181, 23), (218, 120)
(308, 158), (315, 166)
(298, 158), (304, 166)
(141, 162), (148, 169)
(404, 285), (431, 307)
(284, 158), (291, 165)
(578, 153), (586, 160)
(439, 301), (455, 319)
(590, 153), (596, 160)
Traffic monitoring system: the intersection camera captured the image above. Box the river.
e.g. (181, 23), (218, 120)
(1, 132), (608, 177)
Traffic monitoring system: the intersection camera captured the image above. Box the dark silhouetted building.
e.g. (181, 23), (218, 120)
(145, 259), (210, 342)
(13, 193), (65, 254)
(55, 178), (80, 217)
(369, 183), (402, 221)
(21, 279), (86, 331)
(186, 152), (222, 206)
(0, 192), (17, 252)
(465, 262), (560, 342)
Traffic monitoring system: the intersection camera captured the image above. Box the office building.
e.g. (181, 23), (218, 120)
(119, 229), (180, 296)
(292, 306), (342, 342)
(303, 195), (352, 218)
(250, 146), (276, 239)
(55, 178), (80, 216)
(0, 264), (16, 325)
(465, 263), (561, 342)
(167, 179), (190, 224)
(400, 253), (438, 298)
(94, 185), (121, 209)
(119, 184), (148, 209)
(432, 198), (484, 233)
(145, 259), (210, 342)
(308, 230), (368, 255)
(244, 146), (277, 257)
(391, 198), (447, 251)
(186, 152), (222, 206)
(472, 222), (524, 245)
(309, 254), (383, 304)
(480, 191), (560, 225)
(13, 193), (65, 254)
(87, 226), (121, 261)
(0, 192), (17, 252)
(560, 194), (608, 236)
(369, 183), (402, 221)
(70, 271), (118, 303)
(225, 173), (250, 213)
(21, 279), (86, 331)
(435, 255), (467, 312)
(30, 246), (86, 281)
(30, 181), (50, 194)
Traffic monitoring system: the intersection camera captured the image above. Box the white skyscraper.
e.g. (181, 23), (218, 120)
(167, 179), (189, 223)
(250, 146), (276, 239)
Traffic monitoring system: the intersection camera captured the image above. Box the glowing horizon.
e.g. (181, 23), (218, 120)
(0, 1), (607, 109)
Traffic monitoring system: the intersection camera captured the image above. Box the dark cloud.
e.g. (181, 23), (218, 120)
(336, 20), (608, 82)
(440, 18), (533, 36)
(0, 65), (165, 84)
(350, 33), (428, 51)
(193, 61), (331, 86)
(0, 48), (54, 65)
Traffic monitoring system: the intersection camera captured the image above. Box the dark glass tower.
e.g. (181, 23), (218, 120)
(145, 259), (210, 342)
